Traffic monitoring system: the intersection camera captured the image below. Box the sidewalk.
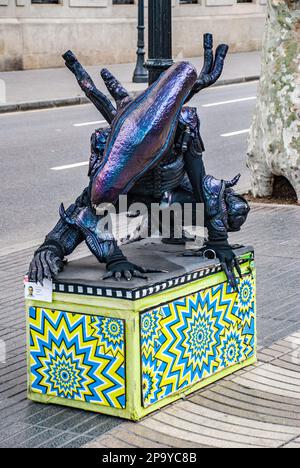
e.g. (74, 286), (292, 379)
(0, 203), (299, 447)
(85, 333), (300, 449)
(0, 51), (261, 113)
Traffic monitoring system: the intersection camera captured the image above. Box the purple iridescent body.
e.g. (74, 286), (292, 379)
(91, 62), (197, 205)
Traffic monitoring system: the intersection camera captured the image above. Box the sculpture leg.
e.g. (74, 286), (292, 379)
(28, 189), (89, 284)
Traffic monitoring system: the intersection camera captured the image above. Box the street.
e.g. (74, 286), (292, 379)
(0, 81), (257, 252)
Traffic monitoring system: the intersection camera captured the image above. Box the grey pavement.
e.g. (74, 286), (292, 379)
(0, 51), (261, 111)
(0, 203), (299, 447)
(86, 332), (300, 449)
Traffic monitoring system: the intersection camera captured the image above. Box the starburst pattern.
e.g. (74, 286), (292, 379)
(142, 361), (160, 406)
(91, 317), (124, 356)
(141, 275), (255, 407)
(29, 307), (126, 408)
(218, 324), (246, 368)
(141, 309), (162, 359)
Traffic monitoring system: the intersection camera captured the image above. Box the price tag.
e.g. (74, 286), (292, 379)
(24, 276), (53, 303)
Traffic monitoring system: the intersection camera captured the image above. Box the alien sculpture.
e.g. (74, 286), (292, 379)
(28, 34), (250, 292)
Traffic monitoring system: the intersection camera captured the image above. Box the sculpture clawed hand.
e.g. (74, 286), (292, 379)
(103, 260), (167, 282)
(185, 33), (229, 103)
(205, 241), (242, 293)
(104, 247), (167, 282)
(183, 241), (242, 293)
(28, 250), (65, 286)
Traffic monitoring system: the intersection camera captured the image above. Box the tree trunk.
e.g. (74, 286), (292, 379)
(247, 0), (300, 201)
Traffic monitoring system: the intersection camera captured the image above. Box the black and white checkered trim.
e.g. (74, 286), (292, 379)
(53, 258), (249, 301)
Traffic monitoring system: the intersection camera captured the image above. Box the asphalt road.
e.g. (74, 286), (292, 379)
(0, 81), (258, 251)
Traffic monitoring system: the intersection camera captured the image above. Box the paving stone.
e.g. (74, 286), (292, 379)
(18, 429), (64, 448)
(190, 393), (300, 427)
(38, 432), (82, 448)
(53, 412), (99, 432)
(164, 406), (288, 447)
(68, 414), (119, 435)
(142, 416), (260, 448)
(60, 436), (94, 448)
(25, 406), (67, 426)
(214, 382), (300, 414)
(0, 422), (31, 443)
(0, 425), (48, 448)
(111, 427), (168, 448)
(85, 434), (136, 449)
(84, 417), (121, 439)
(117, 422), (207, 448)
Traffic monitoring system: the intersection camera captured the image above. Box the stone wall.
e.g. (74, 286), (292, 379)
(0, 0), (266, 71)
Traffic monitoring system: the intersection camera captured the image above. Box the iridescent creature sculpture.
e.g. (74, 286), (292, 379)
(28, 34), (250, 291)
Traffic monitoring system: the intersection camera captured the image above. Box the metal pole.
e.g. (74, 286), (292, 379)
(132, 0), (148, 83)
(146, 0), (173, 85)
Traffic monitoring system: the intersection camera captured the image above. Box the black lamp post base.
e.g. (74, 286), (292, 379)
(133, 68), (148, 84)
(133, 0), (148, 84)
(145, 58), (174, 85)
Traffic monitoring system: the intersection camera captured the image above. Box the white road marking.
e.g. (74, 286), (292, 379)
(221, 129), (250, 138)
(51, 161), (88, 171)
(203, 96), (256, 108)
(73, 120), (106, 127)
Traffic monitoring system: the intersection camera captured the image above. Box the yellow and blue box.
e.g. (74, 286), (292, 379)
(26, 242), (256, 420)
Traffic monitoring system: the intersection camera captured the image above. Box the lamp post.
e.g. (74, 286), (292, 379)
(146, 0), (173, 86)
(132, 0), (148, 83)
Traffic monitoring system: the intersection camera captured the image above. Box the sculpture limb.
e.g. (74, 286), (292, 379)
(185, 34), (229, 103)
(180, 109), (245, 292)
(100, 68), (131, 108)
(28, 189), (89, 284)
(62, 50), (116, 124)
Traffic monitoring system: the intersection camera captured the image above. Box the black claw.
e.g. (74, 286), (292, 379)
(103, 271), (113, 280)
(133, 270), (148, 280)
(115, 272), (122, 281)
(124, 271), (132, 281)
(35, 255), (44, 286)
(222, 261), (236, 292)
(142, 267), (168, 274)
(234, 258), (243, 279)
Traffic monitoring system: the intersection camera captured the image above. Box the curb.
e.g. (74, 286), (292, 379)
(0, 75), (259, 115)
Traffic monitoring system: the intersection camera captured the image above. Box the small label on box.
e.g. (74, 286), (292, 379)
(24, 276), (53, 303)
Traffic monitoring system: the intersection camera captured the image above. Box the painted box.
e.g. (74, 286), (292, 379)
(26, 242), (256, 420)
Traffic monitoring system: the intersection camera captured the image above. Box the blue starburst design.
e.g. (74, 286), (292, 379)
(30, 309), (126, 408)
(141, 310), (161, 350)
(219, 327), (244, 368)
(92, 317), (124, 356)
(46, 350), (87, 398)
(142, 360), (160, 406)
(239, 278), (254, 308)
(141, 279), (256, 407)
(184, 315), (213, 363)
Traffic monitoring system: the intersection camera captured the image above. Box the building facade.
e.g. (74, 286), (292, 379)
(0, 0), (266, 71)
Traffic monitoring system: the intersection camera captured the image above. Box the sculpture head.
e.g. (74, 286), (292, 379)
(89, 62), (197, 206)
